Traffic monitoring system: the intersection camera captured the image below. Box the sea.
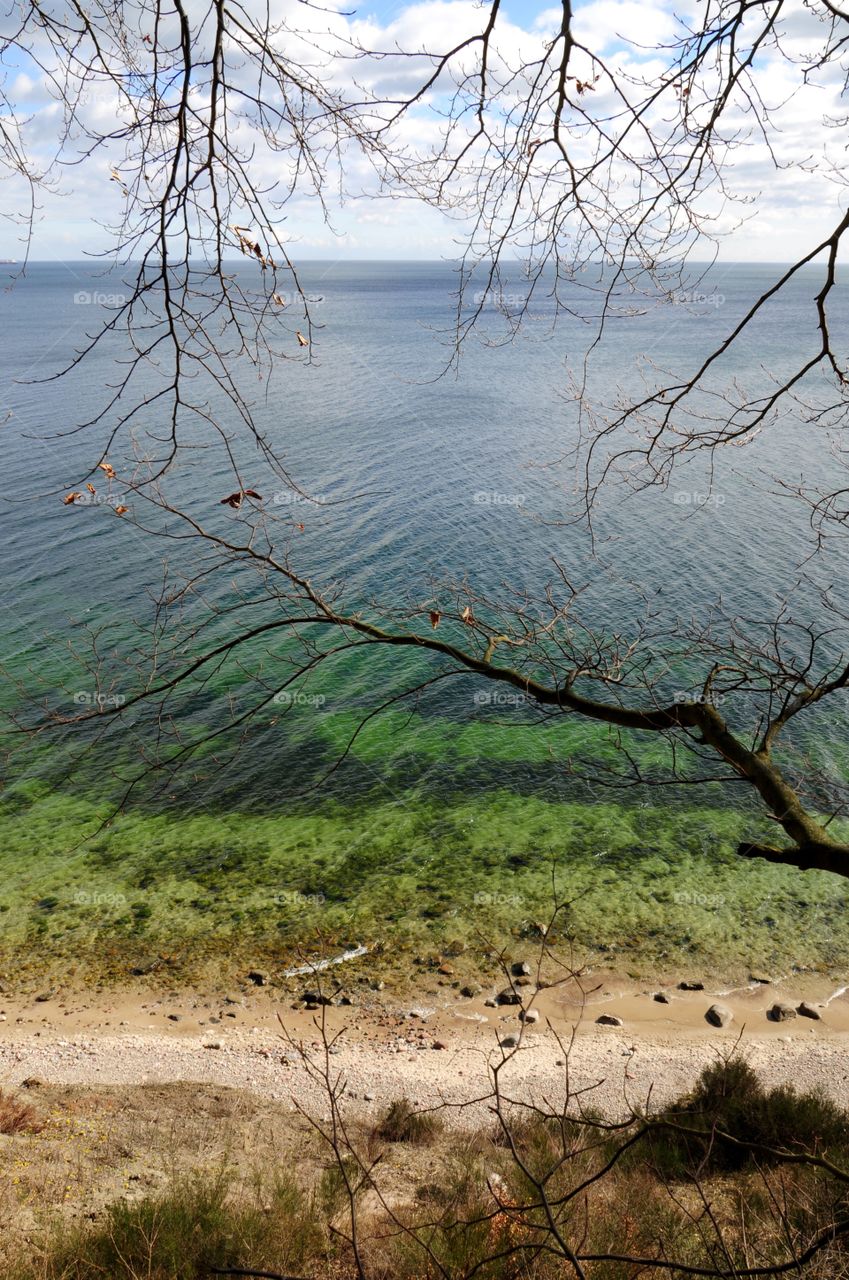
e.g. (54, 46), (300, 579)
(2, 259), (849, 976)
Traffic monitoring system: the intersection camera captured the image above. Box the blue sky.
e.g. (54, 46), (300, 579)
(1, 0), (846, 263)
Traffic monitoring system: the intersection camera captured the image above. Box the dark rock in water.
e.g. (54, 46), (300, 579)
(797, 1001), (821, 1020)
(768, 1001), (797, 1022)
(442, 940), (466, 956)
(511, 961), (532, 977)
(596, 1014), (623, 1027)
(653, 993), (670, 1004)
(678, 981), (704, 991)
(246, 970), (268, 986)
(496, 987), (522, 1006)
(705, 1003), (732, 1028)
(459, 984), (480, 998)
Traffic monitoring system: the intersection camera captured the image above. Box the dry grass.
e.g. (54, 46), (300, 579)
(374, 1097), (444, 1145)
(0, 1088), (45, 1136)
(4, 1074), (849, 1279)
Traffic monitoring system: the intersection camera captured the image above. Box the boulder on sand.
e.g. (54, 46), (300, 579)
(705, 1003), (732, 1028)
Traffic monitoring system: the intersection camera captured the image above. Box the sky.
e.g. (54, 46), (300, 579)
(1, 0), (848, 263)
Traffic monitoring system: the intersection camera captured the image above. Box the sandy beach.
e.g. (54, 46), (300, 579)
(3, 969), (849, 1118)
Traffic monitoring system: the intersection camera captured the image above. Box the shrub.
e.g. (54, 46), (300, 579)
(653, 1057), (849, 1172)
(0, 1089), (44, 1135)
(15, 1171), (328, 1280)
(375, 1098), (443, 1145)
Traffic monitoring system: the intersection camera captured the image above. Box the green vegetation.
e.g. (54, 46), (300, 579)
(375, 1097), (444, 1144)
(651, 1057), (849, 1173)
(8, 1064), (849, 1279)
(2, 786), (849, 983)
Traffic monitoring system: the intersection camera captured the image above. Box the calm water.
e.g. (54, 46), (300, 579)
(3, 259), (849, 969)
(1, 258), (849, 808)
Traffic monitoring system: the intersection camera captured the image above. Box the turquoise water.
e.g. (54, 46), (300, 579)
(2, 261), (849, 976)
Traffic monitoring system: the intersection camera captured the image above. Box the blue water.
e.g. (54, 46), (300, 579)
(2, 259), (848, 813)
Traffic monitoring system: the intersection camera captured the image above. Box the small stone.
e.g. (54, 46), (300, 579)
(749, 973), (771, 984)
(301, 991), (332, 1005)
(797, 1001), (821, 1020)
(499, 1034), (519, 1049)
(337, 994), (356, 1006)
(203, 1041), (222, 1050)
(167, 1013), (182, 1022)
(364, 1091), (375, 1102)
(305, 1002), (320, 1011)
(484, 998), (497, 1008)
(678, 981), (704, 991)
(246, 970), (267, 986)
(520, 1008), (540, 1023)
(496, 988), (522, 1006)
(459, 984), (480, 998)
(432, 1040), (448, 1050)
(705, 1003), (733, 1028)
(511, 961), (532, 977)
(653, 993), (670, 1004)
(20, 1077), (44, 1089)
(596, 1014), (623, 1027)
(768, 1001), (798, 1022)
(34, 991), (55, 1003)
(437, 964), (454, 976)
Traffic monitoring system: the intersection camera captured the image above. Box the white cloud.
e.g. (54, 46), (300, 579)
(1, 0), (847, 263)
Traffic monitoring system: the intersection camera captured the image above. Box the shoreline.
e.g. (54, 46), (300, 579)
(3, 969), (849, 1117)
